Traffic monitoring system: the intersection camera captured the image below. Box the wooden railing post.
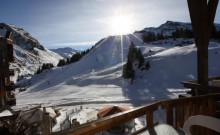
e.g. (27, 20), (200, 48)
(42, 107), (51, 135)
(146, 110), (153, 129)
(207, 98), (216, 135)
(175, 104), (180, 128)
(165, 105), (174, 126)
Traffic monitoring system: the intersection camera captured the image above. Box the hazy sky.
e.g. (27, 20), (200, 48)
(1, 0), (220, 50)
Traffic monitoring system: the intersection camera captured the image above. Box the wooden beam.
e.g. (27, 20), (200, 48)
(187, 0), (219, 89)
(187, 0), (207, 43)
(207, 0), (219, 35)
(146, 110), (154, 129)
(188, 0), (208, 87)
(166, 105), (174, 126)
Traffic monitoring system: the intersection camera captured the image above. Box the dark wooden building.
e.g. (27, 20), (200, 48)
(0, 30), (16, 107)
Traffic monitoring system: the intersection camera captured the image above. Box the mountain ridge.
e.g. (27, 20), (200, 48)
(135, 20), (220, 37)
(0, 23), (63, 82)
(50, 47), (78, 59)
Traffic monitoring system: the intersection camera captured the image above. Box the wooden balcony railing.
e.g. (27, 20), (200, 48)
(182, 76), (220, 95)
(52, 94), (220, 135)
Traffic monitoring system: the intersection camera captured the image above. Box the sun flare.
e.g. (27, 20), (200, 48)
(111, 15), (132, 35)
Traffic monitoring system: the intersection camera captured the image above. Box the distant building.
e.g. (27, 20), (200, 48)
(97, 105), (134, 134)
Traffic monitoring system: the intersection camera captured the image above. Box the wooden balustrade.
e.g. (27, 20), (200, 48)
(182, 76), (220, 95)
(52, 94), (220, 135)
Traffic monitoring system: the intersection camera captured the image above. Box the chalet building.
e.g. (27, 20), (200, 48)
(97, 105), (134, 134)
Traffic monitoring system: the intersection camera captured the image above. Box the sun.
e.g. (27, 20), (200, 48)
(110, 14), (132, 35)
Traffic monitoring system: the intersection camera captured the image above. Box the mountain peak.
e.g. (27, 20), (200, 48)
(165, 20), (174, 24)
(0, 23), (45, 52)
(0, 22), (63, 82)
(135, 20), (192, 36)
(51, 47), (79, 58)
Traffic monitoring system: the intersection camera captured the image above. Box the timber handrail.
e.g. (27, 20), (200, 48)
(182, 76), (220, 83)
(52, 94), (220, 135)
(182, 76), (220, 95)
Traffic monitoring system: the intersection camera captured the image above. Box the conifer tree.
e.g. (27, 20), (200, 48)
(122, 59), (135, 78)
(70, 52), (82, 63)
(127, 41), (137, 62)
(36, 67), (41, 74)
(57, 59), (66, 67)
(145, 61), (150, 70)
(122, 42), (137, 78)
(137, 49), (145, 68)
(66, 58), (70, 64)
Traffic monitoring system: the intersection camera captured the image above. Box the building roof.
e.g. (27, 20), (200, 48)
(97, 105), (130, 118)
(21, 107), (56, 126)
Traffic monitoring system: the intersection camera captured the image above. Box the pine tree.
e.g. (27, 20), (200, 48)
(145, 61), (150, 70)
(57, 59), (66, 67)
(122, 42), (137, 78)
(36, 67), (42, 74)
(137, 49), (145, 68)
(142, 32), (157, 43)
(122, 59), (135, 78)
(127, 41), (138, 62)
(66, 58), (70, 64)
(70, 52), (82, 63)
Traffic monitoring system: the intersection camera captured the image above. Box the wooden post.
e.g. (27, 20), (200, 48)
(175, 105), (180, 128)
(146, 110), (154, 129)
(166, 105), (174, 126)
(187, 0), (219, 94)
(42, 107), (51, 135)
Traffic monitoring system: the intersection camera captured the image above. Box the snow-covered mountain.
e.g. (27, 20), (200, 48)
(10, 20), (220, 132)
(143, 21), (192, 36)
(50, 47), (78, 58)
(12, 21), (219, 108)
(135, 20), (220, 37)
(16, 34), (220, 107)
(0, 23), (63, 81)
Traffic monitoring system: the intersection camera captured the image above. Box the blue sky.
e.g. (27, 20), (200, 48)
(1, 0), (220, 50)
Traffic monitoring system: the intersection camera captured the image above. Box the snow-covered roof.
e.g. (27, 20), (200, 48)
(0, 110), (13, 117)
(39, 107), (56, 118)
(97, 105), (130, 118)
(21, 107), (57, 125)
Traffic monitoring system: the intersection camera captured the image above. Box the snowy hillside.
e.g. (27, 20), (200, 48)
(14, 21), (220, 130)
(0, 23), (63, 81)
(16, 33), (220, 108)
(51, 47), (78, 58)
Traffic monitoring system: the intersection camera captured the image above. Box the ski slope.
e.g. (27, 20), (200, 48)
(16, 34), (220, 109)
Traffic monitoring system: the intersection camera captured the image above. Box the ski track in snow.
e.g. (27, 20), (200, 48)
(16, 35), (220, 110)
